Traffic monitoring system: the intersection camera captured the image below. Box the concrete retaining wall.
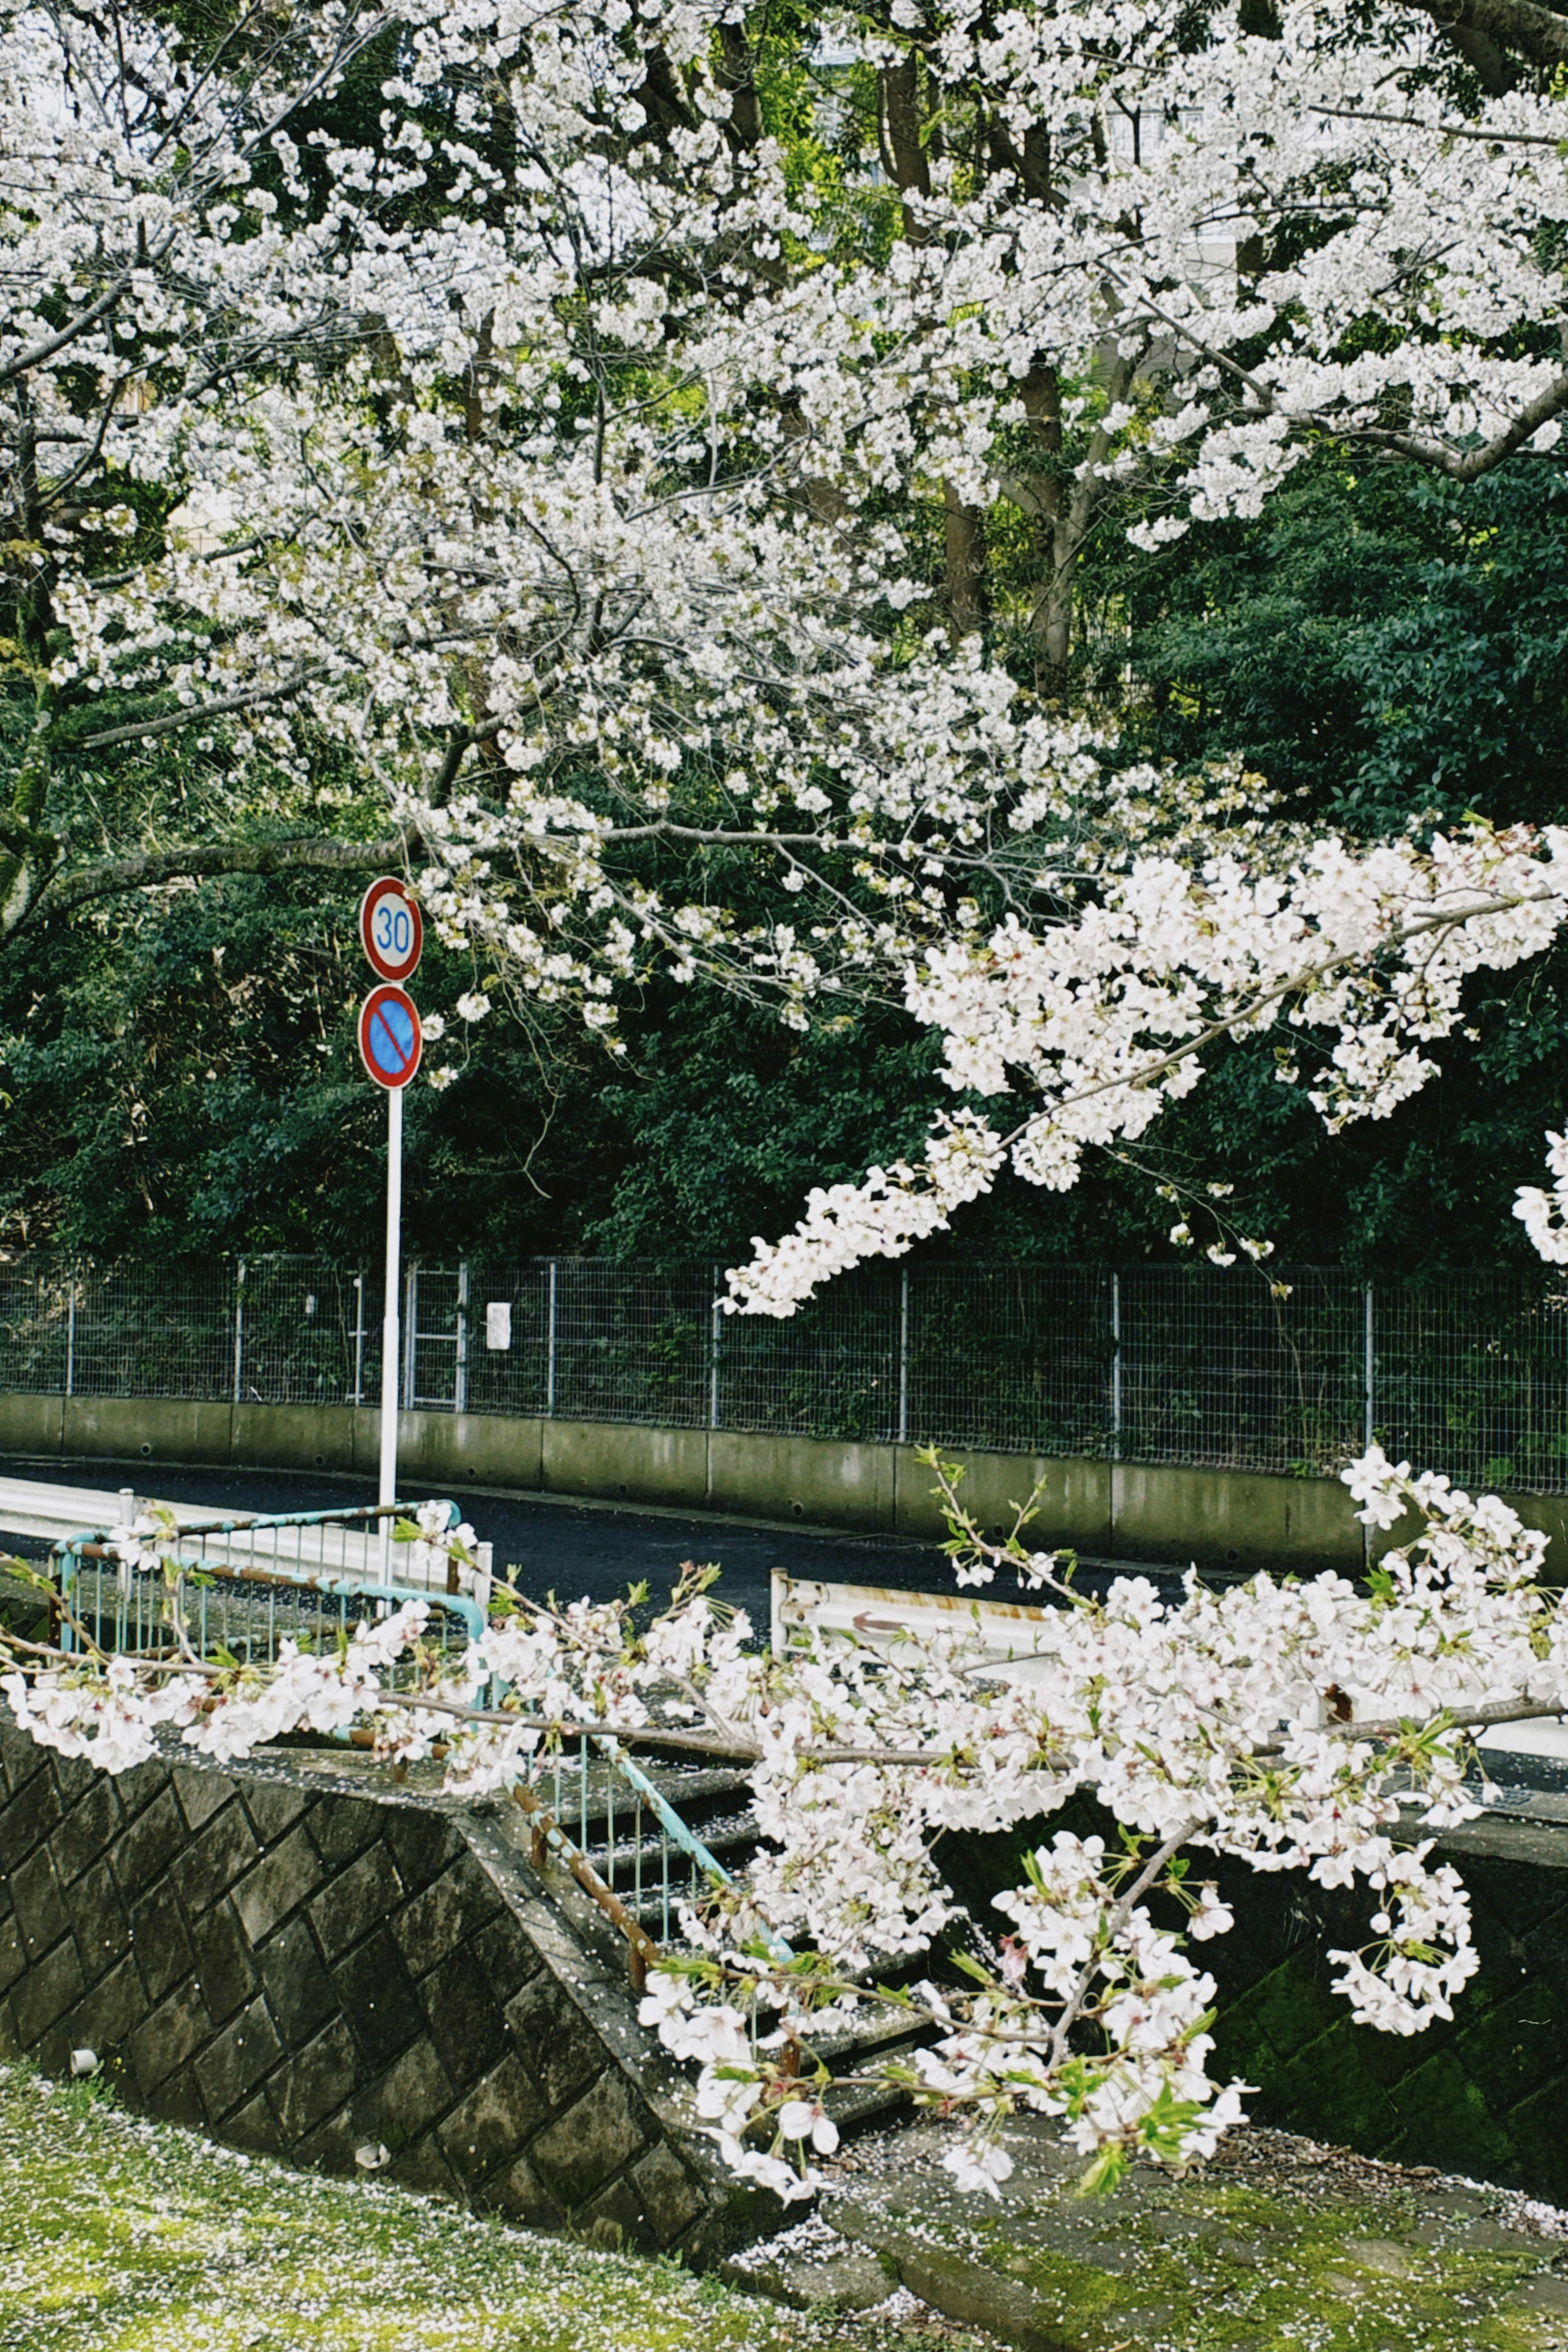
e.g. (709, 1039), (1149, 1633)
(943, 1788), (1568, 2209)
(5, 1389), (1567, 1572)
(0, 1720), (734, 2256)
(1207, 1806), (1568, 2206)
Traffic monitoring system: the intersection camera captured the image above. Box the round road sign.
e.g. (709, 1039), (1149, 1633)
(359, 984), (423, 1089)
(360, 877), (422, 983)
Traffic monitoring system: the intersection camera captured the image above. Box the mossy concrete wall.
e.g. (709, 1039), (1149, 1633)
(943, 1793), (1568, 2209)
(7, 1385), (1568, 1570)
(1203, 1806), (1568, 2206)
(0, 1716), (735, 2257)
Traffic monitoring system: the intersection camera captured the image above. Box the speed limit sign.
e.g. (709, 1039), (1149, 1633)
(359, 877), (422, 984)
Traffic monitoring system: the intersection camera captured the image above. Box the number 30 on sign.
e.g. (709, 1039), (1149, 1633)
(359, 876), (422, 983)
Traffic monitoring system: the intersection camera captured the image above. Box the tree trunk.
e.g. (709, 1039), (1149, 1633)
(882, 56), (930, 243)
(943, 484), (990, 643)
(883, 57), (989, 639)
(1022, 361), (1071, 689)
(0, 697), (58, 936)
(780, 399), (851, 528)
(717, 22), (763, 151)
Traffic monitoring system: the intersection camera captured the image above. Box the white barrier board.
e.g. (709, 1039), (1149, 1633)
(772, 1568), (1568, 1768)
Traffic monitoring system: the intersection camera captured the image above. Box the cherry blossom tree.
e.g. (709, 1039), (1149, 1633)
(9, 0), (1568, 1169)
(6, 1448), (1567, 2201)
(13, 0), (1568, 2202)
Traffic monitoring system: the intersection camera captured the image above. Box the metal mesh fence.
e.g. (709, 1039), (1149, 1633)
(0, 1259), (242, 1402)
(452, 1261), (549, 1418)
(719, 1264), (903, 1442)
(0, 1258), (70, 1394)
(907, 1265), (1114, 1457)
(552, 1261), (713, 1427)
(238, 1260), (379, 1408)
(1372, 1273), (1568, 1497)
(1117, 1267), (1366, 1475)
(3, 1250), (1568, 1491)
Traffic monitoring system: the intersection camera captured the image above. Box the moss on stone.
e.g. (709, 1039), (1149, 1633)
(826, 2119), (1568, 2352)
(0, 2064), (961, 2352)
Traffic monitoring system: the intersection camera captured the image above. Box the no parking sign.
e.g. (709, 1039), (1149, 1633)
(358, 982), (422, 1089)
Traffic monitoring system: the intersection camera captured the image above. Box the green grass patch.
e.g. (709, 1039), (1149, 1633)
(0, 2064), (940, 2352)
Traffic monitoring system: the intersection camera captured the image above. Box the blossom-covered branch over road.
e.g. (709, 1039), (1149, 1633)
(3, 1454), (1563, 2200)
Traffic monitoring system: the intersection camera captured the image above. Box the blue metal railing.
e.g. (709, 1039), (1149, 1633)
(50, 1500), (486, 1693)
(47, 1499), (785, 1970)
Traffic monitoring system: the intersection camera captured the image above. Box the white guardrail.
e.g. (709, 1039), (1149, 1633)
(0, 1476), (489, 1595)
(769, 1570), (1568, 1771)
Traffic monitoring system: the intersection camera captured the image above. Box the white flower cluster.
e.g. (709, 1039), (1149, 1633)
(7, 1451), (1565, 2198)
(1513, 1133), (1568, 1264)
(731, 825), (1568, 1311)
(2, 1599), (446, 1774)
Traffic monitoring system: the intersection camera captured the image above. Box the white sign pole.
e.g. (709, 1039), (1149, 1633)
(358, 875), (422, 1586)
(378, 1081), (403, 1582)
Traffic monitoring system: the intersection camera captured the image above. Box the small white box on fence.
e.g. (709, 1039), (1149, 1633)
(486, 1301), (511, 1351)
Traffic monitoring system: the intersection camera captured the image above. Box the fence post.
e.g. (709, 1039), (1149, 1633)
(1110, 1272), (1123, 1458)
(897, 1268), (910, 1447)
(352, 1272), (365, 1408)
(64, 1269), (76, 1400)
(710, 1267), (722, 1431)
(455, 1259), (469, 1415)
(1361, 1280), (1376, 1572)
(545, 1259), (558, 1417)
(232, 1258), (246, 1405)
(403, 1262), (418, 1411)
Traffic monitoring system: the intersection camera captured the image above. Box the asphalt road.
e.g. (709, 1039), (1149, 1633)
(0, 1454), (969, 1628)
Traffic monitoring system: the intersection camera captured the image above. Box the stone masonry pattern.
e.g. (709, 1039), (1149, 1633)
(0, 1717), (725, 2257)
(950, 1791), (1568, 2207)
(1205, 1836), (1568, 2203)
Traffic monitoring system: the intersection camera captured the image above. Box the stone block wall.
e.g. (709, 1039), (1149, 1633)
(0, 1718), (733, 2258)
(942, 1793), (1568, 2207)
(1204, 1815), (1568, 2204)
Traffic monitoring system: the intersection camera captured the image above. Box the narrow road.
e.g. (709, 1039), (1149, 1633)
(0, 1454), (963, 1629)
(0, 1452), (1192, 1630)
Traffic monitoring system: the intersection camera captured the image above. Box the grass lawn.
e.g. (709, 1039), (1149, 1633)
(0, 2063), (950, 2352)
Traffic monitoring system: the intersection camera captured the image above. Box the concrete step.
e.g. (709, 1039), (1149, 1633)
(583, 1806), (762, 1888)
(803, 2117), (1568, 2351)
(811, 2004), (930, 2069)
(822, 2078), (911, 2136)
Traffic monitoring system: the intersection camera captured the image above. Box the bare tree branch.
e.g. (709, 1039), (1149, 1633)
(32, 831), (412, 925)
(0, 265), (150, 386)
(1354, 369), (1568, 479)
(69, 663), (335, 751)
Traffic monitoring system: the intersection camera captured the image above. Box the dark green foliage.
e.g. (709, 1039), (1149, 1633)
(0, 880), (942, 1263)
(579, 998), (941, 1262)
(9, 450), (1568, 1271)
(1118, 454), (1568, 833)
(0, 874), (586, 1259)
